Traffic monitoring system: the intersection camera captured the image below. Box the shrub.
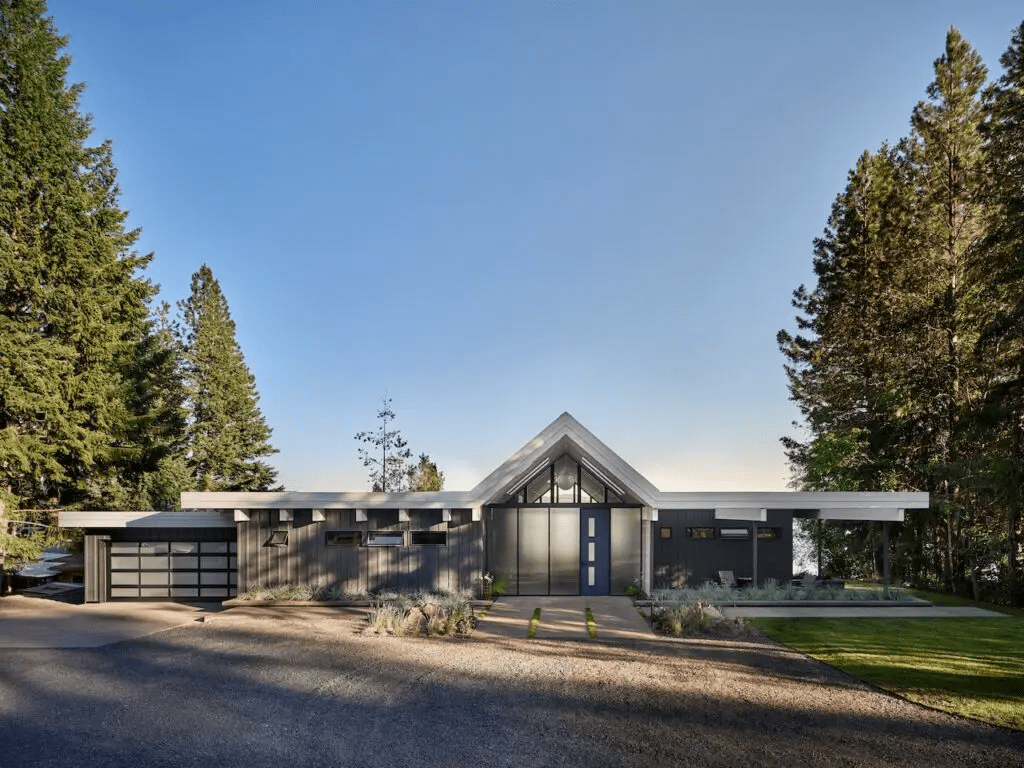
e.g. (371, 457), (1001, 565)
(651, 599), (752, 638)
(364, 589), (477, 637)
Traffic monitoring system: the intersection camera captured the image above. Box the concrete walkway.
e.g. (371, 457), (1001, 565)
(0, 595), (223, 648)
(721, 604), (1008, 618)
(476, 596), (655, 641)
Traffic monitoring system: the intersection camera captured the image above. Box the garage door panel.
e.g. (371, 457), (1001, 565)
(109, 540), (236, 600)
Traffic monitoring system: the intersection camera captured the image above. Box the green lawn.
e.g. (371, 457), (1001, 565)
(753, 593), (1024, 731)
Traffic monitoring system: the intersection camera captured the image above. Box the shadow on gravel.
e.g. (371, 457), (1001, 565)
(0, 612), (1021, 768)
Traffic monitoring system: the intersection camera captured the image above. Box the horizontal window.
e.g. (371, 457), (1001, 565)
(410, 530), (447, 546)
(686, 527), (714, 539)
(325, 530), (362, 547)
(719, 527), (750, 540)
(757, 527), (781, 540)
(366, 531), (404, 547)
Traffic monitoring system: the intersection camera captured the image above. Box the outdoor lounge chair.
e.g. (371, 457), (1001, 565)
(718, 570), (737, 587)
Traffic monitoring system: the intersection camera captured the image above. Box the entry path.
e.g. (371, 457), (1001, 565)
(475, 596), (655, 641)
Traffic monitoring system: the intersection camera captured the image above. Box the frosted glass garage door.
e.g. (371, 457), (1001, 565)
(109, 541), (237, 599)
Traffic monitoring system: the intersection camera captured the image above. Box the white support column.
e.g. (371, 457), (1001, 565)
(751, 519), (759, 586)
(312, 509), (326, 522)
(233, 509), (249, 522)
(278, 509), (293, 523)
(355, 509), (367, 522)
(442, 508), (452, 522)
(398, 509), (410, 522)
(472, 507), (482, 522)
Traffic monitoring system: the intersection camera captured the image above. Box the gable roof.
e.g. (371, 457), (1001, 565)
(468, 412), (660, 507)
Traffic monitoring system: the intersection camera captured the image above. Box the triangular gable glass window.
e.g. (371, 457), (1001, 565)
(510, 455), (622, 504)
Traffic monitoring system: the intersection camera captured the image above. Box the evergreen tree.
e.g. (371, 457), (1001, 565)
(355, 397), (412, 492)
(779, 145), (916, 492)
(780, 28), (993, 591)
(408, 453), (444, 492)
(905, 27), (990, 592)
(178, 265), (278, 492)
(0, 0), (154, 517)
(976, 21), (1024, 604)
(779, 146), (918, 580)
(120, 303), (193, 509)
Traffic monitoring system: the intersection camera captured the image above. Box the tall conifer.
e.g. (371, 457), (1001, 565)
(905, 28), (990, 591)
(178, 265), (278, 492)
(0, 0), (154, 513)
(977, 22), (1024, 603)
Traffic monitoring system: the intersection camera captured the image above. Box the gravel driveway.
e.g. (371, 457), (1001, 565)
(0, 606), (1021, 767)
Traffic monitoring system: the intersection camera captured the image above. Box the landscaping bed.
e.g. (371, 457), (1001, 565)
(225, 586), (485, 637)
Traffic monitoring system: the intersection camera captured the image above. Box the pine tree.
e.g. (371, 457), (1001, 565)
(779, 145), (916, 493)
(408, 453), (444, 492)
(178, 265), (278, 492)
(905, 27), (990, 592)
(120, 303), (193, 509)
(976, 21), (1024, 604)
(355, 397), (412, 492)
(0, 0), (154, 516)
(779, 146), (919, 579)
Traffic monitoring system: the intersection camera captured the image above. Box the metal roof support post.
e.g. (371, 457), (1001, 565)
(752, 521), (758, 587)
(883, 520), (891, 595)
(817, 519), (823, 576)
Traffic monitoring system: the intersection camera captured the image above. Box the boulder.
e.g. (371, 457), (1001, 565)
(402, 607), (427, 636)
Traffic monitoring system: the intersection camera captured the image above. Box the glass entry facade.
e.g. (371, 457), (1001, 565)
(486, 505), (641, 595)
(487, 455), (642, 595)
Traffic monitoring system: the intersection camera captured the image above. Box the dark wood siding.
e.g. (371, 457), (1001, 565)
(653, 510), (793, 588)
(236, 509), (482, 594)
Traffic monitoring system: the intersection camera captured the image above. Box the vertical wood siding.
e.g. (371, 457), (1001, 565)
(237, 509), (481, 594)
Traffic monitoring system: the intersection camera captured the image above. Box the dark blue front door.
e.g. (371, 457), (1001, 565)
(580, 508), (610, 595)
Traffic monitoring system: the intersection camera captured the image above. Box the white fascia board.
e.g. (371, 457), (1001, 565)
(801, 508), (906, 522)
(714, 508), (768, 522)
(181, 491), (472, 510)
(656, 492), (928, 510)
(59, 510), (236, 529)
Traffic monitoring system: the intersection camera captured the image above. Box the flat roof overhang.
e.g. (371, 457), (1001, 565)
(60, 510), (236, 529)
(179, 491), (471, 510)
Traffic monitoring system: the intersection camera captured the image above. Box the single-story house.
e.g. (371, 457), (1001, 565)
(61, 413), (929, 602)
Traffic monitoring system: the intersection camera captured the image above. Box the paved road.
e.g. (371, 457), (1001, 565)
(1, 602), (1021, 768)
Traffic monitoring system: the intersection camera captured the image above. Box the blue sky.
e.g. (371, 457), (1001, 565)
(48, 0), (1024, 493)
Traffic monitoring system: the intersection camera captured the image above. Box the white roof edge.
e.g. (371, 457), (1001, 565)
(60, 510), (236, 528)
(655, 491), (929, 509)
(180, 491), (475, 510)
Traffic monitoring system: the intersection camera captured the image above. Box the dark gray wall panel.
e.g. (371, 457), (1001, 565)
(653, 510), (794, 588)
